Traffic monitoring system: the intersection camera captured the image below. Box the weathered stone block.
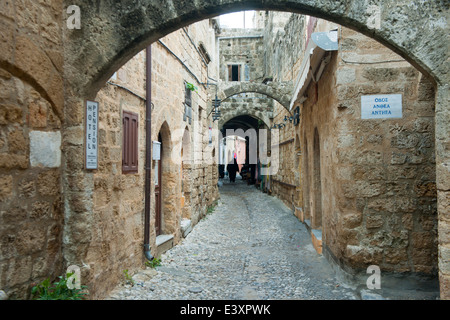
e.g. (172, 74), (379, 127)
(0, 105), (23, 125)
(362, 67), (399, 82)
(16, 226), (46, 254)
(0, 19), (14, 63)
(401, 214), (414, 231)
(18, 178), (35, 198)
(384, 247), (408, 264)
(342, 212), (362, 229)
(29, 100), (48, 128)
(412, 248), (435, 269)
(30, 201), (51, 219)
(366, 215), (384, 229)
(8, 129), (27, 154)
(0, 174), (13, 201)
(29, 131), (61, 168)
(0, 154), (29, 169)
(412, 232), (435, 249)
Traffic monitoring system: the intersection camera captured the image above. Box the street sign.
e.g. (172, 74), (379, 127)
(85, 100), (99, 169)
(361, 94), (402, 119)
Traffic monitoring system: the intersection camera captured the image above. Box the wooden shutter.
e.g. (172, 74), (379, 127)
(229, 65), (241, 81)
(185, 86), (192, 107)
(122, 110), (139, 174)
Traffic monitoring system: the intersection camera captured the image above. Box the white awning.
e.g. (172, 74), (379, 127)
(289, 30), (338, 110)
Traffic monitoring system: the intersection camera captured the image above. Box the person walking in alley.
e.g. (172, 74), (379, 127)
(227, 158), (239, 183)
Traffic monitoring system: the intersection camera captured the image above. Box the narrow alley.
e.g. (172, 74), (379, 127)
(108, 176), (358, 300)
(0, 1), (448, 302)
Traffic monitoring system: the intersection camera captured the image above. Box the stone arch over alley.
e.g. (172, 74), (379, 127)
(0, 0), (448, 300)
(217, 81), (293, 110)
(219, 111), (270, 133)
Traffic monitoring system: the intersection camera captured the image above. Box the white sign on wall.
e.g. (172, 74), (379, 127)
(153, 141), (161, 161)
(361, 94), (402, 119)
(85, 100), (99, 169)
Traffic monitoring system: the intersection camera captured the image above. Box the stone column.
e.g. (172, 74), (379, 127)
(436, 84), (450, 299)
(61, 94), (95, 285)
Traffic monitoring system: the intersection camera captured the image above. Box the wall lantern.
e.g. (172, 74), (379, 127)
(293, 106), (300, 126)
(271, 123), (286, 130)
(212, 95), (221, 121)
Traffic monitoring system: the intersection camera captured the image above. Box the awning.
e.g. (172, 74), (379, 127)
(289, 30), (338, 110)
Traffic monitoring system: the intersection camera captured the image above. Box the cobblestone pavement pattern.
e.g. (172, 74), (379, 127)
(108, 177), (360, 300)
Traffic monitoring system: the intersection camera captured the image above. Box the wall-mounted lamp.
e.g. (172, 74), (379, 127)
(293, 106), (300, 126)
(271, 123), (286, 129)
(212, 95), (221, 122)
(284, 115), (294, 123)
(281, 107), (300, 127)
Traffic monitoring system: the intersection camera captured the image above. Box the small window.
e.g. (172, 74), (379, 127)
(122, 110), (139, 174)
(228, 64), (241, 81)
(185, 85), (192, 107)
(184, 84), (192, 124)
(198, 43), (211, 64)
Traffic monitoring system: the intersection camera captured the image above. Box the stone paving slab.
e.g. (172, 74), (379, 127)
(108, 178), (362, 300)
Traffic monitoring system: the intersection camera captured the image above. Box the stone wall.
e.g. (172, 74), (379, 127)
(88, 50), (147, 298)
(326, 28), (438, 275)
(218, 28), (265, 82)
(61, 1), (449, 297)
(0, 1), (447, 300)
(267, 13), (438, 276)
(0, 1), (64, 299)
(85, 20), (220, 299)
(218, 28), (274, 132)
(270, 103), (299, 210)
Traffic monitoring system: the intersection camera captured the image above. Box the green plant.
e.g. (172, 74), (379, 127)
(206, 200), (218, 216)
(186, 82), (198, 93)
(123, 269), (135, 286)
(145, 257), (161, 269)
(257, 119), (265, 128)
(31, 273), (88, 300)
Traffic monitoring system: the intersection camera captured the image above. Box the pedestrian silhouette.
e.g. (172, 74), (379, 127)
(227, 158), (239, 183)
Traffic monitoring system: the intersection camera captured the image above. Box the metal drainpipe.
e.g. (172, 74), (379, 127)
(144, 45), (154, 261)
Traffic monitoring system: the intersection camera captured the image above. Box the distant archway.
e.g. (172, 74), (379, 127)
(218, 81), (293, 110)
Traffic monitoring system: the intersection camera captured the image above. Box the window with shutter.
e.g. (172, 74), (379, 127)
(228, 64), (241, 81)
(184, 84), (192, 124)
(122, 110), (139, 174)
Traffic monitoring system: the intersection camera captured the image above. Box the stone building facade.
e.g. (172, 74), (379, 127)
(57, 0), (448, 298)
(81, 19), (221, 299)
(0, 0), (64, 299)
(259, 12), (438, 277)
(0, 14), (220, 299)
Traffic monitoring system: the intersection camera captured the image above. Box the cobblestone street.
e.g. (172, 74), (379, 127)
(108, 176), (360, 300)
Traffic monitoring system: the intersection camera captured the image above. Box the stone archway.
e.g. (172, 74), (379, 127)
(60, 0), (449, 298)
(181, 127), (193, 220)
(65, 1), (447, 98)
(217, 81), (293, 110)
(219, 110), (271, 132)
(154, 121), (179, 238)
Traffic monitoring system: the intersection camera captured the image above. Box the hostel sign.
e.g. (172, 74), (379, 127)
(85, 100), (99, 169)
(361, 94), (402, 119)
